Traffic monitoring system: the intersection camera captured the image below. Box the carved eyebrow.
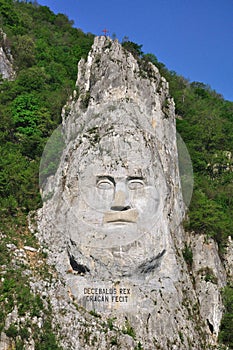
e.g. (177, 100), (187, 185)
(96, 175), (115, 186)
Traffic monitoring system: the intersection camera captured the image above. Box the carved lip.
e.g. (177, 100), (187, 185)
(103, 209), (138, 224)
(106, 219), (134, 225)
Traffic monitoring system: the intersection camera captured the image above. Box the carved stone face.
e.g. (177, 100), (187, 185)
(65, 131), (167, 250)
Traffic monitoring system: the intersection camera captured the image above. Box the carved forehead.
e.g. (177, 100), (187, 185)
(73, 131), (155, 166)
(98, 131), (151, 156)
(66, 130), (163, 185)
(79, 101), (154, 135)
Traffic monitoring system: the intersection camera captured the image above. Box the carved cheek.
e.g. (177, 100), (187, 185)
(129, 188), (145, 206)
(131, 186), (160, 216)
(96, 187), (114, 203)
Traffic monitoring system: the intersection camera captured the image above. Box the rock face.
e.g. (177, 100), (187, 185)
(0, 30), (15, 80)
(33, 36), (227, 349)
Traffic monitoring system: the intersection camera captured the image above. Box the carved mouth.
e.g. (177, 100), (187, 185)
(106, 219), (134, 225)
(103, 209), (138, 224)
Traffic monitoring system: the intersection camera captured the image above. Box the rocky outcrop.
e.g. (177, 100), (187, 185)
(224, 236), (233, 282)
(191, 234), (226, 339)
(0, 30), (15, 80)
(34, 36), (228, 349)
(1, 36), (228, 350)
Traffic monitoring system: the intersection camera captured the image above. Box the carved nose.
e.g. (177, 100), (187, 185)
(111, 187), (130, 211)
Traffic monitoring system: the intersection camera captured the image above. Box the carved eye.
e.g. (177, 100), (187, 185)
(97, 179), (114, 190)
(128, 179), (144, 190)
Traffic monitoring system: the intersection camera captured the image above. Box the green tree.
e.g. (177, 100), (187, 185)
(13, 34), (36, 68)
(186, 189), (231, 247)
(122, 40), (143, 58)
(11, 94), (34, 135)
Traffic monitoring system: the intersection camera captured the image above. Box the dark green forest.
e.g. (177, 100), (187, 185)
(0, 0), (232, 348)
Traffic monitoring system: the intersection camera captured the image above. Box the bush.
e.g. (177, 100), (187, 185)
(219, 285), (233, 348)
(182, 243), (193, 268)
(5, 324), (18, 339)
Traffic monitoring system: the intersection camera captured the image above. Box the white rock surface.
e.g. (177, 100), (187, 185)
(30, 37), (227, 349)
(224, 236), (233, 282)
(0, 30), (15, 80)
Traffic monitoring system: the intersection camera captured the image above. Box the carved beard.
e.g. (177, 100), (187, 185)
(67, 237), (166, 280)
(64, 202), (169, 280)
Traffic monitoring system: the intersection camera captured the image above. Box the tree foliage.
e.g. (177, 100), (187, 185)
(0, 0), (94, 212)
(122, 40), (143, 58)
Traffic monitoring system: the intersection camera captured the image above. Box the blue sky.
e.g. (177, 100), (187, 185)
(38, 0), (233, 101)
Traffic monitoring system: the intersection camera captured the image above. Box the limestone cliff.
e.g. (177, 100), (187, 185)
(36, 36), (229, 349)
(1, 36), (230, 350)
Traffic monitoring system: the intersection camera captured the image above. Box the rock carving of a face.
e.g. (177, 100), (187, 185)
(65, 130), (167, 251)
